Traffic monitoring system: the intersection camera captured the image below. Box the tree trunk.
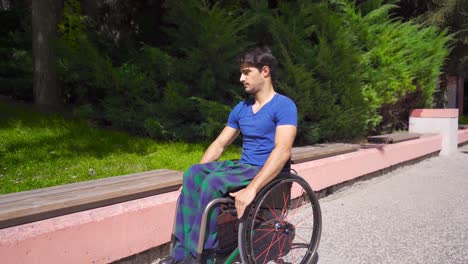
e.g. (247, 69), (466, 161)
(32, 0), (63, 107)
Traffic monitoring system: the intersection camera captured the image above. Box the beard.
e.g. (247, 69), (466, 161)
(243, 85), (257, 95)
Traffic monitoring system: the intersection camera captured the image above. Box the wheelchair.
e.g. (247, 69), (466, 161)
(170, 170), (322, 264)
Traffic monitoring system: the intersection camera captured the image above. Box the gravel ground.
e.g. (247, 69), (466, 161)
(317, 144), (468, 264)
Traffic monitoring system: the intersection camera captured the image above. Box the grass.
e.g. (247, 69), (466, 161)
(460, 115), (468, 124)
(0, 101), (241, 194)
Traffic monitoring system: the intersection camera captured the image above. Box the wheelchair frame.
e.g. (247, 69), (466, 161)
(170, 171), (322, 264)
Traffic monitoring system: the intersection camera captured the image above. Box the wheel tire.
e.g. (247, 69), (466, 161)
(238, 174), (322, 264)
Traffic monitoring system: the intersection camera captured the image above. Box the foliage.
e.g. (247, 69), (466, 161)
(57, 0), (114, 106)
(460, 115), (468, 124)
(2, 0), (453, 144)
(415, 0), (468, 45)
(241, 0), (449, 140)
(395, 0), (468, 76)
(160, 0), (252, 139)
(419, 0), (468, 76)
(335, 0), (451, 133)
(57, 0), (161, 137)
(0, 2), (32, 100)
(164, 0), (252, 102)
(250, 0), (370, 143)
(55, 0), (249, 141)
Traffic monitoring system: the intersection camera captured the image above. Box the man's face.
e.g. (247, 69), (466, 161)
(239, 64), (266, 94)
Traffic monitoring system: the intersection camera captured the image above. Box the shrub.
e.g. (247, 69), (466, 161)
(0, 4), (32, 100)
(57, 0), (115, 106)
(460, 115), (468, 124)
(57, 0), (252, 142)
(53, 0), (451, 143)
(334, 1), (450, 133)
(244, 0), (370, 143)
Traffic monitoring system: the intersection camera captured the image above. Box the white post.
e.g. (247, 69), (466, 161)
(409, 109), (459, 156)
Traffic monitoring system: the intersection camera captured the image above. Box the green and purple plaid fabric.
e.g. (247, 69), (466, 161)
(171, 160), (260, 262)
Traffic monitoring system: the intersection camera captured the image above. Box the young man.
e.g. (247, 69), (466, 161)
(161, 46), (297, 264)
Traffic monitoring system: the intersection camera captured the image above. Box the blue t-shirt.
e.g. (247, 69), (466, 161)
(227, 93), (297, 167)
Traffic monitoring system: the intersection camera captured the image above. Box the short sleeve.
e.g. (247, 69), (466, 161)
(227, 102), (243, 129)
(276, 97), (298, 127)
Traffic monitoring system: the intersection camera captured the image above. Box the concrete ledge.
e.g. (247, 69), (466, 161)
(0, 169), (182, 229)
(0, 191), (180, 264)
(410, 108), (459, 118)
(459, 128), (468, 144)
(291, 134), (442, 191)
(4, 133), (468, 264)
(409, 109), (458, 155)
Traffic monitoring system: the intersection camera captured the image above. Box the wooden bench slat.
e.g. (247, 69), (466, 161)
(0, 169), (178, 204)
(0, 170), (182, 229)
(367, 132), (420, 144)
(0, 172), (181, 213)
(291, 143), (359, 164)
(0, 176), (181, 218)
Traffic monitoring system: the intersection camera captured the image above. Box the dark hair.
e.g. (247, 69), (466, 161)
(238, 46), (278, 83)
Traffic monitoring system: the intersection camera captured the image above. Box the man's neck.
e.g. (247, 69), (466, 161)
(254, 83), (276, 105)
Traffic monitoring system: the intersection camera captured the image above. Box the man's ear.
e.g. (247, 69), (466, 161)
(262, 66), (271, 78)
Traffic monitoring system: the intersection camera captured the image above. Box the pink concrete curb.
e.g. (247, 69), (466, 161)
(459, 128), (468, 144)
(291, 134), (442, 191)
(1, 132), (467, 264)
(410, 109), (459, 118)
(0, 191), (179, 264)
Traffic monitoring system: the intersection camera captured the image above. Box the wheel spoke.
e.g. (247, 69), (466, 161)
(293, 232), (311, 244)
(278, 232), (288, 260)
(254, 228), (276, 244)
(286, 188), (305, 222)
(280, 191), (290, 219)
(254, 232), (278, 263)
(239, 176), (321, 264)
(265, 201), (283, 224)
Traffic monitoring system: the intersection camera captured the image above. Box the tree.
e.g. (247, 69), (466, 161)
(31, 0), (63, 107)
(395, 0), (468, 76)
(420, 0), (468, 76)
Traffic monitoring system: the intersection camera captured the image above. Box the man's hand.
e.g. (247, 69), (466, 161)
(229, 187), (257, 219)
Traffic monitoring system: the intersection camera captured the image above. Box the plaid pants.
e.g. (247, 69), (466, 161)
(171, 160), (260, 262)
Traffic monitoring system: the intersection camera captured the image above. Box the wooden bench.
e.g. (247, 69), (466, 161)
(0, 169), (182, 229)
(367, 132), (421, 144)
(291, 143), (360, 164)
(0, 143), (362, 229)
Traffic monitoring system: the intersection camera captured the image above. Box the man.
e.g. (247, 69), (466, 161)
(161, 46), (297, 264)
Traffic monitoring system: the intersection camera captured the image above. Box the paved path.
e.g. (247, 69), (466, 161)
(317, 144), (468, 264)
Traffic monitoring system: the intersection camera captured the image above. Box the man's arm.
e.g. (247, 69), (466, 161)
(200, 126), (240, 163)
(230, 125), (297, 218)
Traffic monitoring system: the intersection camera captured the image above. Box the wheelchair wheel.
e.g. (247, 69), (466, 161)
(238, 174), (321, 264)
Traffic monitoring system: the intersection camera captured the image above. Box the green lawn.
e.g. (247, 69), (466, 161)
(0, 101), (241, 194)
(460, 115), (468, 124)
